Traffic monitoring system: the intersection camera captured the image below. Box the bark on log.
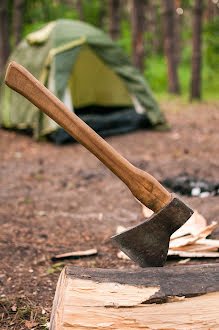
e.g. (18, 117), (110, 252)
(50, 264), (219, 329)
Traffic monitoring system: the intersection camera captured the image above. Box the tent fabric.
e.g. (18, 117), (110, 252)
(0, 19), (165, 140)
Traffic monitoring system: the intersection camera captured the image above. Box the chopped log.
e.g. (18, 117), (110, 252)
(50, 264), (219, 329)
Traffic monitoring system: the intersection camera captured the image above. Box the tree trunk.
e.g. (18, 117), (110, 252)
(131, 0), (147, 72)
(108, 0), (121, 40)
(148, 2), (160, 54)
(13, 0), (24, 46)
(206, 0), (219, 21)
(162, 0), (180, 94)
(174, 6), (182, 66)
(75, 0), (84, 20)
(0, 0), (11, 74)
(190, 0), (204, 101)
(206, 0), (214, 20)
(98, 0), (107, 28)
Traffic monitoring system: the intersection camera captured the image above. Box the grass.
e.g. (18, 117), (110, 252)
(0, 298), (50, 329)
(118, 18), (219, 103)
(144, 54), (219, 103)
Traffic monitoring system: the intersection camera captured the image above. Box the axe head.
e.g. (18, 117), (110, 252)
(111, 196), (193, 267)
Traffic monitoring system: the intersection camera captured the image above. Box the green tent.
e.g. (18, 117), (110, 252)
(0, 19), (165, 143)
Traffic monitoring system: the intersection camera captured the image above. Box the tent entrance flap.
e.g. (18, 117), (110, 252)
(68, 45), (133, 109)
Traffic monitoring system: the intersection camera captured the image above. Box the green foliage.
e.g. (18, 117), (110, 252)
(144, 56), (167, 94)
(203, 17), (219, 79)
(46, 262), (64, 274)
(143, 15), (219, 101)
(8, 0), (219, 101)
(117, 20), (132, 56)
(82, 0), (106, 28)
(22, 1), (78, 37)
(202, 17), (219, 99)
(20, 0), (107, 38)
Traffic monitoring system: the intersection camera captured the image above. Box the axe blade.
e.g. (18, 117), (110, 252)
(111, 196), (193, 267)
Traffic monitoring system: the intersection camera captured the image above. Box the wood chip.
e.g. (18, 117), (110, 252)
(197, 238), (219, 247)
(168, 250), (219, 258)
(117, 251), (130, 260)
(52, 249), (98, 260)
(169, 235), (199, 249)
(141, 205), (154, 218)
(25, 321), (38, 329)
(116, 225), (127, 235)
(171, 210), (207, 239)
(177, 258), (191, 264)
(170, 244), (218, 252)
(169, 220), (218, 258)
(197, 221), (218, 238)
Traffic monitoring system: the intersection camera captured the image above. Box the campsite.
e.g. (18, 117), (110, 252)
(0, 1), (219, 329)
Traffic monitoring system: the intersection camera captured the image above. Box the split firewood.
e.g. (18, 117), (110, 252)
(171, 209), (208, 239)
(168, 250), (219, 258)
(169, 235), (199, 249)
(198, 238), (219, 246)
(169, 222), (218, 248)
(52, 249), (98, 261)
(168, 221), (218, 257)
(50, 265), (219, 329)
(170, 244), (218, 253)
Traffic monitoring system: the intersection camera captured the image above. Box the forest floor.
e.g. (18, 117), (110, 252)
(0, 100), (219, 329)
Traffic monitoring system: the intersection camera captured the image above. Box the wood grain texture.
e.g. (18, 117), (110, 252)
(5, 61), (171, 212)
(50, 265), (219, 329)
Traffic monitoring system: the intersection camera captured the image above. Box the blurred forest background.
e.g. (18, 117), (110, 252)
(0, 0), (219, 101)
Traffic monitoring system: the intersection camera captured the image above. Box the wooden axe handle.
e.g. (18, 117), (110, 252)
(5, 62), (171, 212)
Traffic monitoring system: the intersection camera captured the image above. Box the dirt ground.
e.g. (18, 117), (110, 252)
(0, 100), (219, 329)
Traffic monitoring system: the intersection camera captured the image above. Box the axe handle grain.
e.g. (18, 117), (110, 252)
(5, 62), (171, 212)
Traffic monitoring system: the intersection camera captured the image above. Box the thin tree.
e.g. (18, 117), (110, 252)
(162, 0), (180, 94)
(109, 0), (121, 40)
(190, 0), (204, 100)
(13, 0), (24, 46)
(174, 2), (183, 66)
(206, 0), (219, 21)
(75, 0), (84, 20)
(147, 1), (160, 54)
(0, 0), (11, 74)
(131, 0), (147, 72)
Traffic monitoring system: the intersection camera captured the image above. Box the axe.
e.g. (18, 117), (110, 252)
(5, 62), (193, 267)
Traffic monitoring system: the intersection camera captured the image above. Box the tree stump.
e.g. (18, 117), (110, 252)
(50, 264), (219, 329)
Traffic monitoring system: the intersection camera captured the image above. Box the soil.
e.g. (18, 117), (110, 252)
(0, 101), (219, 329)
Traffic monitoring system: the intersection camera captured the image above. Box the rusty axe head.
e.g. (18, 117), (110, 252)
(111, 195), (193, 267)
